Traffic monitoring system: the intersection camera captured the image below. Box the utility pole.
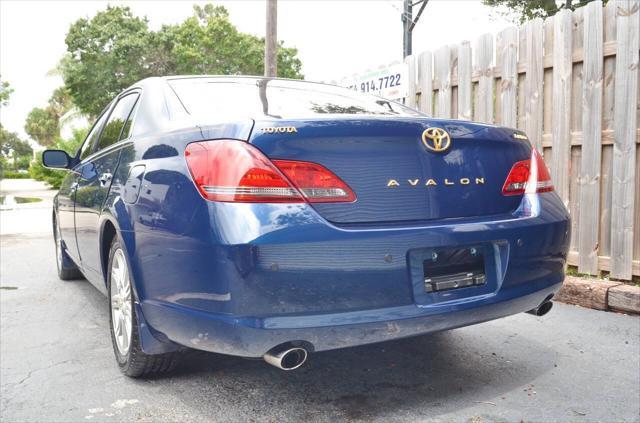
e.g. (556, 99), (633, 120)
(265, 0), (278, 77)
(402, 0), (412, 59)
(402, 0), (428, 58)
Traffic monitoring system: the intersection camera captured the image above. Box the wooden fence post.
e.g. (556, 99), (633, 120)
(568, 6), (584, 263)
(551, 9), (573, 208)
(474, 33), (494, 124)
(418, 51), (433, 115)
(524, 18), (544, 152)
(578, 0), (604, 275)
(498, 27), (518, 128)
(434, 45), (452, 118)
(610, 0), (639, 280)
(405, 54), (417, 108)
(457, 41), (472, 121)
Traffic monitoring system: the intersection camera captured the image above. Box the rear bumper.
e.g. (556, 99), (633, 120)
(141, 281), (561, 357)
(134, 192), (570, 357)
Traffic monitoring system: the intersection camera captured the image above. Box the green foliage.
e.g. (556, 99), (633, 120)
(482, 0), (606, 23)
(0, 124), (33, 172)
(0, 156), (7, 178)
(24, 107), (59, 147)
(29, 127), (87, 188)
(61, 6), (151, 117)
(24, 87), (75, 147)
(0, 76), (13, 107)
(1, 124), (33, 158)
(99, 117), (127, 149)
(47, 87), (74, 119)
(13, 156), (31, 170)
(0, 152), (32, 178)
(60, 4), (303, 116)
(160, 5), (302, 78)
(1, 171), (31, 180)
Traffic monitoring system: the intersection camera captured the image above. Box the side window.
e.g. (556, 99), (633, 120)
(78, 108), (110, 160)
(97, 92), (140, 151)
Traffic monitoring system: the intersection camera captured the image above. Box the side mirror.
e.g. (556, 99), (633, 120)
(42, 150), (72, 169)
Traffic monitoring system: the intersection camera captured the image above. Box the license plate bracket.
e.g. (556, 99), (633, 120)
(423, 246), (486, 293)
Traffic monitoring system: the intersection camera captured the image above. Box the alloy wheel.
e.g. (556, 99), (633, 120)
(54, 221), (63, 271)
(110, 248), (132, 356)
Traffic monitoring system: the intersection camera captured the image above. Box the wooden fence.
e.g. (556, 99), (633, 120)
(400, 0), (639, 280)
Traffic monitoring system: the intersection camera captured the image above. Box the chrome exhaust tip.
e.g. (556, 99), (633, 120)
(263, 346), (308, 371)
(527, 300), (553, 317)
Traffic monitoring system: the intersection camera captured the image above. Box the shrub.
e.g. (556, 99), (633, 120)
(29, 127), (87, 189)
(1, 171), (31, 179)
(14, 155), (31, 170)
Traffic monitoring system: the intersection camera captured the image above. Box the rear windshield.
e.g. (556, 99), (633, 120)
(168, 78), (422, 120)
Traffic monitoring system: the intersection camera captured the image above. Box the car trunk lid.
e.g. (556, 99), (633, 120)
(249, 117), (531, 224)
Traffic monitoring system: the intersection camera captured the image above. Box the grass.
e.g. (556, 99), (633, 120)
(0, 172), (31, 179)
(0, 196), (43, 205)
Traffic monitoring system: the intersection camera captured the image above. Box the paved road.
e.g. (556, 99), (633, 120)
(0, 179), (54, 235)
(1, 180), (639, 422)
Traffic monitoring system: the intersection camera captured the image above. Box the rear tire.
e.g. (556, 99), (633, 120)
(107, 237), (178, 378)
(53, 215), (83, 281)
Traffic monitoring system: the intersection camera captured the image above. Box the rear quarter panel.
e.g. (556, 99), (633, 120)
(99, 122), (253, 298)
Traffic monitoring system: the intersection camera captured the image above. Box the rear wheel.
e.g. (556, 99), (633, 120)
(53, 215), (83, 280)
(107, 238), (178, 377)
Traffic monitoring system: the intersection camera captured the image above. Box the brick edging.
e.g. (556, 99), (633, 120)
(555, 275), (640, 314)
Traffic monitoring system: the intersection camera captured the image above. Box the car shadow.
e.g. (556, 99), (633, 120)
(154, 327), (556, 421)
(67, 269), (556, 420)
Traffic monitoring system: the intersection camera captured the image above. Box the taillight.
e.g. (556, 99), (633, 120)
(273, 160), (356, 203)
(184, 140), (355, 203)
(502, 149), (553, 196)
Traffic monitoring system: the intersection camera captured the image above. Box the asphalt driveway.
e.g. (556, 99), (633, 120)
(1, 180), (639, 422)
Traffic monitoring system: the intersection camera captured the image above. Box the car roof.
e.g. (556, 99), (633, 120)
(126, 75), (420, 138)
(133, 75), (343, 93)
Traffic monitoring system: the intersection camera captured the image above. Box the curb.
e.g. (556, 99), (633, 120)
(555, 275), (640, 314)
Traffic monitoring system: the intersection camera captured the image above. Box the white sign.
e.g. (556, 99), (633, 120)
(339, 63), (409, 100)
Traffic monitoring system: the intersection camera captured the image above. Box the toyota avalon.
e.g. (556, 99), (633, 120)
(42, 76), (570, 377)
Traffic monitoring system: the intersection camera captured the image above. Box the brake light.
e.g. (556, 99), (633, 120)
(502, 149), (553, 196)
(184, 140), (355, 203)
(273, 160), (356, 203)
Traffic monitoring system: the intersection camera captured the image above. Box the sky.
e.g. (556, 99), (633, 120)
(0, 0), (513, 139)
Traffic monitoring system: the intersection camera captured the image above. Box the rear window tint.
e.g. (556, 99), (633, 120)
(168, 79), (422, 120)
(97, 93), (139, 151)
(79, 107), (110, 160)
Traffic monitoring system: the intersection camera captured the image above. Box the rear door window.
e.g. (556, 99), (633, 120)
(78, 107), (110, 161)
(97, 92), (140, 151)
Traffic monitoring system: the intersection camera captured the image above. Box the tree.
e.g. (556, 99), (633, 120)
(1, 124), (32, 157)
(60, 5), (303, 116)
(482, 0), (606, 23)
(0, 125), (33, 158)
(0, 124), (33, 171)
(160, 5), (302, 78)
(24, 87), (75, 147)
(24, 107), (59, 147)
(0, 76), (13, 107)
(47, 87), (74, 119)
(61, 6), (151, 117)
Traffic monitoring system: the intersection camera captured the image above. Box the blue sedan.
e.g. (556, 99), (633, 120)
(43, 76), (570, 377)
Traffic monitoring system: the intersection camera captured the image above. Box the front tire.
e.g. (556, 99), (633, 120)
(107, 238), (178, 377)
(53, 215), (83, 281)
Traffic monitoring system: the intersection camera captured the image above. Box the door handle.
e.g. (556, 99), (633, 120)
(99, 172), (113, 187)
